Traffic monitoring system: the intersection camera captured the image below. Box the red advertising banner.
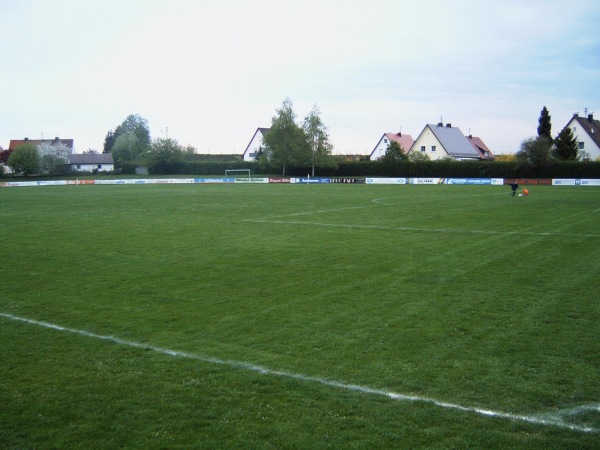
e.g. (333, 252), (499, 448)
(504, 179), (552, 185)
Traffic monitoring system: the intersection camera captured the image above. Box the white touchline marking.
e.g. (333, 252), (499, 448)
(243, 204), (377, 221)
(245, 219), (600, 238)
(1, 312), (597, 433)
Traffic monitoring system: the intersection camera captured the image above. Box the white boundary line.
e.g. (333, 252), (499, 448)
(1, 312), (597, 433)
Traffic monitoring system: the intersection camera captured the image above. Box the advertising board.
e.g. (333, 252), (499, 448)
(365, 178), (407, 184)
(408, 178), (442, 185)
(553, 179), (600, 186)
(444, 178), (493, 185)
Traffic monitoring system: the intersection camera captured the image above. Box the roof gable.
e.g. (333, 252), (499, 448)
(427, 124), (480, 158)
(242, 127), (270, 157)
(467, 136), (494, 159)
(570, 114), (600, 150)
(370, 132), (414, 157)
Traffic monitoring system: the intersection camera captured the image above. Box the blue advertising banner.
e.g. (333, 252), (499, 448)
(193, 178), (235, 183)
(444, 178), (493, 185)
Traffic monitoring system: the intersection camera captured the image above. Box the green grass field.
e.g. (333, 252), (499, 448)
(1, 183), (599, 448)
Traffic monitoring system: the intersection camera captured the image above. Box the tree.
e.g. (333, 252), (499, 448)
(8, 143), (41, 175)
(147, 138), (184, 174)
(103, 130), (115, 154)
(262, 98), (309, 176)
(111, 132), (142, 166)
(516, 136), (552, 166)
(537, 106), (552, 141)
(105, 114), (151, 156)
(407, 150), (430, 162)
(37, 141), (71, 175)
(381, 140), (407, 163)
(552, 127), (579, 161)
(302, 104), (336, 176)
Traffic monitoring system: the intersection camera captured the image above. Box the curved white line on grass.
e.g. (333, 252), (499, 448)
(371, 191), (509, 205)
(246, 219), (600, 238)
(1, 312), (597, 433)
(244, 204), (377, 221)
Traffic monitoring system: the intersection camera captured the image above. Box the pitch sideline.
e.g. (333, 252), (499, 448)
(1, 312), (597, 433)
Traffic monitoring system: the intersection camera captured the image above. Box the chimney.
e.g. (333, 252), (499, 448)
(397, 132), (402, 137)
(24, 137), (29, 141)
(573, 112), (579, 118)
(588, 113), (594, 122)
(446, 123), (452, 128)
(437, 122), (443, 127)
(54, 137), (59, 141)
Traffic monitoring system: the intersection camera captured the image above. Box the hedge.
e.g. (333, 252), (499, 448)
(116, 160), (600, 179)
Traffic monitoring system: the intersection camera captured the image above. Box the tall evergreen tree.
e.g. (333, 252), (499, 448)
(553, 127), (579, 160)
(537, 106), (552, 141)
(103, 130), (115, 154)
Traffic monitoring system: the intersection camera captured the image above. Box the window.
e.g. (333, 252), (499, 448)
(431, 145), (436, 152)
(420, 146), (426, 152)
(98, 165), (102, 169)
(77, 164), (81, 169)
(384, 138), (388, 143)
(579, 142), (585, 149)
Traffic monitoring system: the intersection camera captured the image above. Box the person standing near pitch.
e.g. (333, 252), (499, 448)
(510, 182), (519, 197)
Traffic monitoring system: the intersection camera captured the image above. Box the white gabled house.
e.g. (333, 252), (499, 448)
(409, 123), (481, 160)
(563, 112), (600, 160)
(369, 132), (414, 160)
(242, 127), (270, 161)
(69, 153), (114, 172)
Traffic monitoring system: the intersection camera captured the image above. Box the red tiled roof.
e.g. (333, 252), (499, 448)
(467, 136), (494, 159)
(383, 133), (414, 154)
(9, 138), (74, 151)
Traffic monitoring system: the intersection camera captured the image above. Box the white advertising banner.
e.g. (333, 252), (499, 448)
(553, 179), (600, 186)
(408, 178), (442, 185)
(365, 178), (407, 184)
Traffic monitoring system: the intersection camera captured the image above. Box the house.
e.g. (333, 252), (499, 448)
(69, 153), (114, 172)
(409, 123), (481, 160)
(563, 112), (600, 160)
(369, 132), (414, 160)
(9, 137), (74, 151)
(466, 135), (495, 160)
(242, 127), (270, 161)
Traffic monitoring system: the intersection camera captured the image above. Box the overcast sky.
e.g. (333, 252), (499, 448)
(2, 0), (599, 155)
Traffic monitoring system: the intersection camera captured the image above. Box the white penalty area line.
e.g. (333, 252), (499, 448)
(1, 312), (597, 434)
(245, 219), (600, 239)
